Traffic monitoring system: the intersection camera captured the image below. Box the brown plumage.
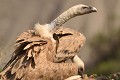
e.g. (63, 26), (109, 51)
(0, 27), (85, 80)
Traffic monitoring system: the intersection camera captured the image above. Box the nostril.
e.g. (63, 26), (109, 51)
(89, 6), (93, 9)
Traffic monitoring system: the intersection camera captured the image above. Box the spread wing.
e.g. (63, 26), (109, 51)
(53, 27), (86, 63)
(1, 30), (47, 80)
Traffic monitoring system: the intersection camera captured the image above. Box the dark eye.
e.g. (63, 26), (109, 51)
(82, 6), (88, 9)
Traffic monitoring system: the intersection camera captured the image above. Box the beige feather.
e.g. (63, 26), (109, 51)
(27, 49), (32, 60)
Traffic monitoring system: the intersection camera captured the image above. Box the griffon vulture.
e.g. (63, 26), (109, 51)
(0, 4), (97, 80)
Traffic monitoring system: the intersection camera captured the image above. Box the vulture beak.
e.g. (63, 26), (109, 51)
(91, 7), (97, 12)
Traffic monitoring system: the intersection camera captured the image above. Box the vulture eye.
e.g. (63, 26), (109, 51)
(82, 6), (88, 9)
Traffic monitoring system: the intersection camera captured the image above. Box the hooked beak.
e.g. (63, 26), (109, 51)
(91, 7), (97, 12)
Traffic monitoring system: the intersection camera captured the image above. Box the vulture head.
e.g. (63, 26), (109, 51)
(76, 4), (97, 15)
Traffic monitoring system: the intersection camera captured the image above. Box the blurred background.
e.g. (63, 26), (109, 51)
(0, 0), (120, 75)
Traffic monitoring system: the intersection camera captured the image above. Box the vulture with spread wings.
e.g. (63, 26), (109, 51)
(0, 4), (97, 80)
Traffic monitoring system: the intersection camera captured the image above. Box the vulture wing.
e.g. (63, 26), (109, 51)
(53, 27), (85, 63)
(1, 30), (47, 79)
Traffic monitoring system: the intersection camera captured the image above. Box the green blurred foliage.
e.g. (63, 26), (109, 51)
(0, 68), (2, 72)
(88, 28), (120, 75)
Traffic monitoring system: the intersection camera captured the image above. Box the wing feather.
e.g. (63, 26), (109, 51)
(1, 30), (47, 79)
(54, 27), (85, 62)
